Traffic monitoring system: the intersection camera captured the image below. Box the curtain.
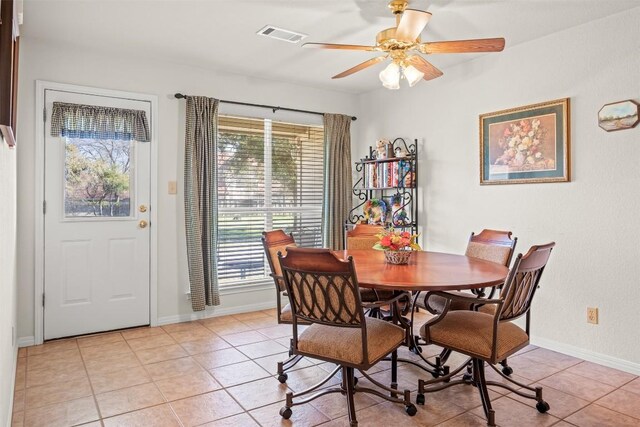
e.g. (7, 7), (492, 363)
(51, 102), (150, 142)
(322, 114), (353, 250)
(184, 96), (220, 310)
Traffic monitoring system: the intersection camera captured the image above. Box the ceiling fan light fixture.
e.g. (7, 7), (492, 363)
(403, 65), (424, 87)
(379, 62), (401, 90)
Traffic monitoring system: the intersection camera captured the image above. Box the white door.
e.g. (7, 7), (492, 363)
(43, 89), (151, 339)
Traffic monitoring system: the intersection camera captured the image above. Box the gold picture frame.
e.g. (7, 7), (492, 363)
(480, 98), (570, 185)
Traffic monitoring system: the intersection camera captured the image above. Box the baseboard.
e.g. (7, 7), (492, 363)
(17, 336), (34, 348)
(157, 301), (277, 326)
(531, 335), (640, 376)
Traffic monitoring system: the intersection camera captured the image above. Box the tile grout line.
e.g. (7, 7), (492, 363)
(72, 338), (104, 425)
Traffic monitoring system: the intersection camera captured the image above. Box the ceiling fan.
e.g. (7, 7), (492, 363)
(303, 0), (505, 89)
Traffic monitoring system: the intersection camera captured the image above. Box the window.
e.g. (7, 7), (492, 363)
(217, 115), (324, 286)
(64, 137), (134, 217)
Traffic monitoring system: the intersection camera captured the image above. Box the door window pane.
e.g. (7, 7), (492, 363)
(64, 137), (134, 217)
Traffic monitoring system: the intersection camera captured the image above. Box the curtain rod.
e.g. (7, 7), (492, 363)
(173, 93), (356, 121)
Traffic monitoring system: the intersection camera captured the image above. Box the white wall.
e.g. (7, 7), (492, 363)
(16, 37), (359, 340)
(355, 7), (640, 369)
(0, 137), (18, 425)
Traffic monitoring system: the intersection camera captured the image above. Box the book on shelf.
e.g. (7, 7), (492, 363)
(363, 160), (415, 189)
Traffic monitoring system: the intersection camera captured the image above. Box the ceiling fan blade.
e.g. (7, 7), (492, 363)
(420, 38), (505, 54)
(395, 9), (432, 42)
(406, 55), (443, 81)
(332, 56), (387, 79)
(302, 42), (377, 51)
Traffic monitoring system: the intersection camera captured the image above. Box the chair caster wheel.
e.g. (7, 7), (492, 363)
(536, 401), (550, 413)
(416, 393), (425, 405)
(502, 366), (513, 376)
(277, 373), (288, 384)
(462, 373), (472, 383)
(431, 370), (439, 379)
(406, 404), (417, 416)
(279, 407), (292, 419)
(353, 376), (358, 386)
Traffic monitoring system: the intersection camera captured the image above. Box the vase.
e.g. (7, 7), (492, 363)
(384, 250), (412, 265)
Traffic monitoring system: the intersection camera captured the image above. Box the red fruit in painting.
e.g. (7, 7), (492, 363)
(381, 236), (392, 247)
(400, 231), (410, 238)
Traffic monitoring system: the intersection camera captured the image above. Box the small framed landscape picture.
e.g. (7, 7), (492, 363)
(598, 100), (639, 132)
(480, 98), (570, 185)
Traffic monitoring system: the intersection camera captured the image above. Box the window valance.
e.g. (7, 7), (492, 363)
(50, 102), (150, 142)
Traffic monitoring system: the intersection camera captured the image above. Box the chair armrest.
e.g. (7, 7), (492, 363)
(428, 291), (502, 308)
(362, 291), (411, 309)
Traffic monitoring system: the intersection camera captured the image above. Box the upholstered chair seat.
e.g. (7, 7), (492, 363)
(299, 317), (405, 366)
(420, 311), (528, 362)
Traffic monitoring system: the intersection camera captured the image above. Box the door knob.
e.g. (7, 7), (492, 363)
(139, 220), (148, 229)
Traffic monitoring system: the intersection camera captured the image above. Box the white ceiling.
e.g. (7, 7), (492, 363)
(22, 0), (640, 94)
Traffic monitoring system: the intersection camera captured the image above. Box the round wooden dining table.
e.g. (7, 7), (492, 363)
(334, 249), (510, 386)
(333, 249), (509, 292)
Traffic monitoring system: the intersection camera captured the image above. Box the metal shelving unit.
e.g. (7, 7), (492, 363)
(346, 137), (418, 235)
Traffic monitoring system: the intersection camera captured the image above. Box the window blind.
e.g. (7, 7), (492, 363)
(217, 115), (324, 285)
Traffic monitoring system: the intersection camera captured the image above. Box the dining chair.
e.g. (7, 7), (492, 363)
(345, 223), (403, 317)
(261, 230), (303, 383)
(416, 243), (555, 427)
(277, 247), (417, 426)
(420, 229), (517, 375)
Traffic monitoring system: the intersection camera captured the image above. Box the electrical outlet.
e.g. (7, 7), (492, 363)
(587, 307), (599, 324)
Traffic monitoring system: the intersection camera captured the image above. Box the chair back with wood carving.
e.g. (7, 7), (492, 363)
(279, 247), (365, 328)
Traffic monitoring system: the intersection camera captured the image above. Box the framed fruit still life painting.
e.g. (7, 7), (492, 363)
(480, 98), (570, 185)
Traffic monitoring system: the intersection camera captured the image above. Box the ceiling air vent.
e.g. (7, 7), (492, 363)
(257, 25), (308, 44)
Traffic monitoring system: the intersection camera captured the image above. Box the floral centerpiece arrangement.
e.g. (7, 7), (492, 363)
(373, 229), (421, 265)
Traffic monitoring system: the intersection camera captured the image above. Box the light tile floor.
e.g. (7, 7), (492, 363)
(11, 309), (640, 427)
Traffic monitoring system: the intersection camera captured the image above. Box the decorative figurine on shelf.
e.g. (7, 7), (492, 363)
(375, 139), (390, 159)
(390, 194), (410, 226)
(363, 199), (387, 225)
(394, 146), (407, 158)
